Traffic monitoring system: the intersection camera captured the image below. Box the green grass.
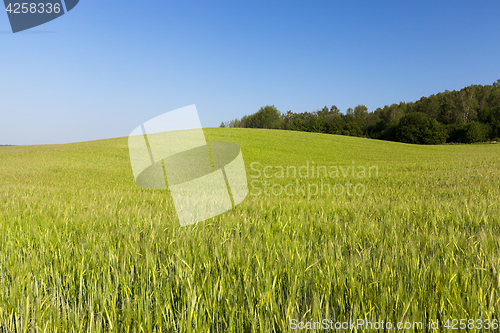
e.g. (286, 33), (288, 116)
(0, 128), (499, 332)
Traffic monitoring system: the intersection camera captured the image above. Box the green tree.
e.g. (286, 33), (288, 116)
(458, 87), (478, 123)
(330, 105), (340, 115)
(396, 112), (448, 144)
(465, 122), (489, 143)
(245, 105), (283, 129)
(353, 104), (368, 129)
(308, 115), (326, 133)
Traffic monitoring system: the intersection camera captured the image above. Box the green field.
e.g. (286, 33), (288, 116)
(1, 128), (499, 332)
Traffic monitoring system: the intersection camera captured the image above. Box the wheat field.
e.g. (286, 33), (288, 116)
(0, 128), (499, 332)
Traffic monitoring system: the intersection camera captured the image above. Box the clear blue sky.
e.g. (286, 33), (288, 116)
(1, 0), (499, 145)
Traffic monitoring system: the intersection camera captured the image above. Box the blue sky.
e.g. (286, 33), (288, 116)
(1, 0), (499, 145)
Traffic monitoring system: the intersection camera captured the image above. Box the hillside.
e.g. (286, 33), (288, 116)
(0, 128), (499, 331)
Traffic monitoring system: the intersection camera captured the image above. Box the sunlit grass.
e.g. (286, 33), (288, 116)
(0, 128), (499, 332)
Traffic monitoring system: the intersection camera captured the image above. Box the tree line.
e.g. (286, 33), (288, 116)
(221, 80), (500, 144)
